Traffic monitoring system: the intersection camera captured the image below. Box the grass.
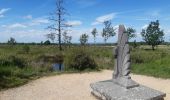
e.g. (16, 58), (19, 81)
(130, 46), (170, 78)
(0, 44), (170, 90)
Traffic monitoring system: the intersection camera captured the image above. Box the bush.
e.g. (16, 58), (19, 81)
(9, 56), (26, 68)
(22, 45), (30, 54)
(0, 56), (26, 68)
(64, 48), (98, 71)
(44, 40), (51, 45)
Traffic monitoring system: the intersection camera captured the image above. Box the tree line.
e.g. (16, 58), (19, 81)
(5, 0), (165, 51)
(45, 0), (164, 51)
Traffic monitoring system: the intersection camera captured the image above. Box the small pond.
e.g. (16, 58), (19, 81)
(52, 63), (64, 71)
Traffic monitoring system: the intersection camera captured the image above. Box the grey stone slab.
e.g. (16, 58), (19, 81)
(112, 77), (139, 89)
(90, 80), (166, 100)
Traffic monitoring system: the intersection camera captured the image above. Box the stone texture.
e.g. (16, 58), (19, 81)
(91, 80), (166, 100)
(113, 25), (138, 89)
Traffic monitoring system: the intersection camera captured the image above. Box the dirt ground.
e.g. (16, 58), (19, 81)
(0, 70), (169, 100)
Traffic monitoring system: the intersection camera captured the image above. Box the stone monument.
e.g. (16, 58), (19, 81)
(90, 25), (166, 100)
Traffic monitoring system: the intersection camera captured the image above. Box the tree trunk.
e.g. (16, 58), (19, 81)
(58, 9), (62, 51)
(152, 45), (155, 51)
(94, 38), (96, 46)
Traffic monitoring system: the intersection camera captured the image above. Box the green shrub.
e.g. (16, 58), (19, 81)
(22, 45), (30, 54)
(0, 56), (26, 68)
(0, 66), (13, 77)
(8, 56), (26, 68)
(64, 48), (98, 71)
(0, 59), (11, 66)
(44, 40), (51, 45)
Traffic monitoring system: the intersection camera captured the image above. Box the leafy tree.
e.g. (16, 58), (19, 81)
(91, 28), (98, 45)
(8, 37), (16, 45)
(101, 20), (116, 44)
(80, 33), (89, 46)
(48, 0), (70, 51)
(132, 40), (138, 49)
(62, 31), (72, 46)
(141, 20), (164, 50)
(125, 27), (136, 40)
(44, 40), (51, 45)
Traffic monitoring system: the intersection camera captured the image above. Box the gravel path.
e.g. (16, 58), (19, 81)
(0, 70), (170, 100)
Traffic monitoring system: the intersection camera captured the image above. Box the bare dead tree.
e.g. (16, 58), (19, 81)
(48, 0), (70, 51)
(63, 31), (72, 48)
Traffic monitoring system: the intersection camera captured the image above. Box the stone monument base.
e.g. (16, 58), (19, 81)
(90, 80), (166, 100)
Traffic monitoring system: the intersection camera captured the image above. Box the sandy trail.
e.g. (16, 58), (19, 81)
(0, 70), (170, 100)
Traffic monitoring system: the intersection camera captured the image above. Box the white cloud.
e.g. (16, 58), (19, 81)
(1, 25), (7, 27)
(30, 18), (49, 26)
(1, 23), (27, 29)
(1, 17), (49, 30)
(136, 18), (152, 21)
(91, 22), (100, 26)
(9, 23), (27, 29)
(142, 24), (148, 29)
(0, 15), (4, 18)
(168, 30), (170, 33)
(0, 8), (10, 15)
(113, 25), (119, 34)
(92, 13), (116, 25)
(65, 20), (82, 26)
(23, 15), (33, 19)
(0, 8), (10, 18)
(0, 29), (49, 43)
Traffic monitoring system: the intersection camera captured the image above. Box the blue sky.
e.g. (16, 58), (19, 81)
(0, 0), (170, 43)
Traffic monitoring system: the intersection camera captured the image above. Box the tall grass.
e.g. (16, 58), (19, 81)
(0, 44), (170, 90)
(131, 47), (170, 78)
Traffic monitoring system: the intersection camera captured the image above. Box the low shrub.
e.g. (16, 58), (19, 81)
(9, 56), (26, 68)
(22, 45), (30, 54)
(64, 48), (98, 71)
(0, 56), (26, 68)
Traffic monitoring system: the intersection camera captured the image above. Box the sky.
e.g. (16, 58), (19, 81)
(0, 0), (170, 43)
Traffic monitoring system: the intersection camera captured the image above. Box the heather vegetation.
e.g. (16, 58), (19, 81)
(0, 44), (170, 90)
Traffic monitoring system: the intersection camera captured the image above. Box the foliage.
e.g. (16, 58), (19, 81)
(64, 48), (98, 71)
(7, 37), (16, 45)
(131, 48), (170, 78)
(62, 31), (72, 46)
(133, 40), (138, 48)
(124, 27), (136, 40)
(101, 20), (116, 43)
(22, 45), (30, 54)
(141, 20), (164, 50)
(80, 33), (89, 46)
(0, 44), (170, 90)
(0, 56), (26, 68)
(91, 28), (98, 44)
(44, 40), (51, 45)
